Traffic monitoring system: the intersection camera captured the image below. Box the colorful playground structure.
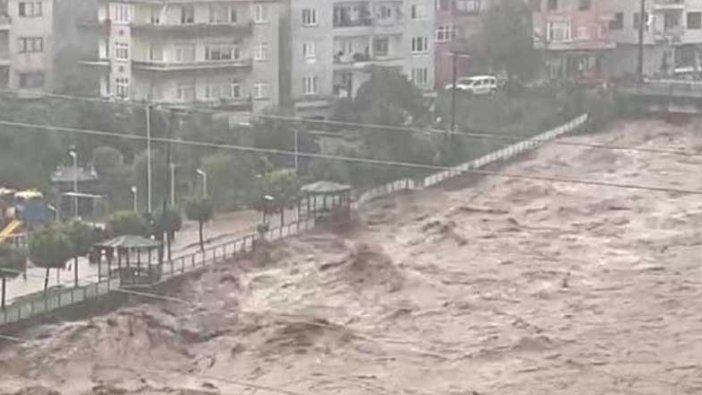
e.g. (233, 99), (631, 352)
(0, 187), (51, 245)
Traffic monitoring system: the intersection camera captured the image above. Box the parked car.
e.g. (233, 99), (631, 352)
(445, 75), (498, 95)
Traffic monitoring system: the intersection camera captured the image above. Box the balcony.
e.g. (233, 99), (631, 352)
(154, 97), (253, 112)
(333, 52), (403, 70)
(653, 0), (685, 11)
(80, 57), (110, 68)
(133, 58), (253, 73)
(132, 21), (253, 38)
(654, 26), (684, 43)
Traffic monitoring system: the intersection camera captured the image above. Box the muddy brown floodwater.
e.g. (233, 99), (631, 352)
(3, 119), (702, 394)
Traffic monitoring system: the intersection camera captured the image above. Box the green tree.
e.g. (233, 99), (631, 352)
(473, 0), (541, 83)
(107, 211), (148, 237)
(257, 169), (301, 227)
(153, 208), (182, 240)
(92, 146), (132, 210)
(0, 246), (27, 309)
(64, 221), (101, 288)
(201, 152), (258, 210)
(185, 199), (214, 252)
(29, 227), (74, 292)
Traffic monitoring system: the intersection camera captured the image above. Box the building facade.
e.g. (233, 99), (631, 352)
(531, 0), (615, 81)
(0, 0), (56, 91)
(84, 0), (282, 113)
(287, 0), (435, 116)
(605, 0), (702, 78)
(434, 0), (490, 90)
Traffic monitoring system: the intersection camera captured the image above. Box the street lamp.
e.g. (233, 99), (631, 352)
(68, 149), (78, 218)
(131, 186), (138, 213)
(169, 163), (176, 206)
(196, 169), (208, 198)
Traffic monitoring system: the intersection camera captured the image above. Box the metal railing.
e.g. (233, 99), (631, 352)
(0, 217), (316, 327)
(1, 114), (589, 328)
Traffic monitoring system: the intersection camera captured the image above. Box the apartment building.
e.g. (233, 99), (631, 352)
(287, 0), (435, 116)
(531, 0), (615, 81)
(0, 0), (56, 91)
(84, 0), (282, 112)
(605, 0), (702, 77)
(434, 0), (490, 90)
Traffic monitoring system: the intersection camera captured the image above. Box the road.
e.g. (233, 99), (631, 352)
(2, 208), (279, 303)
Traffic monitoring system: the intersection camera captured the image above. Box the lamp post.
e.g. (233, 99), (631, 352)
(131, 186), (138, 213)
(294, 128), (300, 174)
(169, 163), (176, 206)
(68, 149), (78, 218)
(196, 169), (208, 198)
(637, 0), (647, 83)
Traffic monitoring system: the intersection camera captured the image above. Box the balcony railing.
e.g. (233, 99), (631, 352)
(653, 0), (685, 10)
(133, 58), (253, 72)
(132, 21), (253, 36)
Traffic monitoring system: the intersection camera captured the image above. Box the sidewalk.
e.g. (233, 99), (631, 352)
(3, 208), (275, 303)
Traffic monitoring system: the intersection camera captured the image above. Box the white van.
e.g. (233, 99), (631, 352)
(445, 75), (498, 95)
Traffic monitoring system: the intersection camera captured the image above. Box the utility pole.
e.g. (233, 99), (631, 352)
(146, 104), (153, 213)
(294, 128), (299, 174)
(451, 53), (457, 132)
(637, 0), (646, 82)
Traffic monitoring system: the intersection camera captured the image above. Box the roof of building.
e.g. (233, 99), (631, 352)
(301, 181), (352, 195)
(96, 235), (161, 250)
(51, 166), (100, 184)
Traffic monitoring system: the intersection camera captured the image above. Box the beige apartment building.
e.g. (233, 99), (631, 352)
(83, 0), (282, 112)
(0, 0), (56, 91)
(286, 0), (436, 116)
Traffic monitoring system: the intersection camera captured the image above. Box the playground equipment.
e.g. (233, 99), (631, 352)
(0, 188), (50, 245)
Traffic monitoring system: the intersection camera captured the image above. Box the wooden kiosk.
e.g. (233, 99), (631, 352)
(93, 235), (162, 287)
(298, 181), (352, 223)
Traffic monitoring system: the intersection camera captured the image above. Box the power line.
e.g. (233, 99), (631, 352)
(1, 118), (702, 196)
(1, 88), (699, 159)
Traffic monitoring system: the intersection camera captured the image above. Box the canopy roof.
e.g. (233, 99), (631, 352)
(301, 181), (351, 195)
(96, 235), (160, 250)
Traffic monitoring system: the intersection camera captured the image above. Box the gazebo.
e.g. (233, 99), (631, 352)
(93, 235), (162, 286)
(299, 181), (352, 221)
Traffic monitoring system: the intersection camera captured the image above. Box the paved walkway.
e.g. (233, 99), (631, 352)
(2, 209), (284, 303)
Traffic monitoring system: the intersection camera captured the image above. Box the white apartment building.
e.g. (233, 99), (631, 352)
(84, 0), (282, 112)
(606, 0), (702, 77)
(288, 0), (436, 116)
(0, 0), (56, 91)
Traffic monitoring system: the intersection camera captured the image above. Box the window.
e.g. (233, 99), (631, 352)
(18, 37), (43, 53)
(175, 44), (196, 62)
(18, 72), (44, 88)
(115, 42), (129, 60)
(254, 42), (269, 61)
(373, 37), (389, 57)
(411, 67), (428, 88)
(578, 0), (590, 11)
(210, 4), (237, 23)
(206, 79), (240, 99)
(115, 77), (129, 98)
(302, 8), (317, 26)
(411, 36), (429, 53)
(376, 4), (392, 20)
(547, 0), (557, 11)
(436, 25), (455, 42)
(455, 0), (481, 13)
(547, 20), (571, 42)
(302, 42), (316, 59)
(253, 82), (269, 99)
(113, 3), (129, 23)
(150, 44), (163, 61)
(529, 0), (541, 12)
(610, 12), (624, 30)
(577, 26), (590, 40)
(180, 5), (194, 24)
(634, 12), (649, 30)
(150, 6), (160, 24)
(254, 4), (269, 23)
(18, 1), (42, 17)
(303, 76), (318, 95)
(437, 0), (450, 11)
(177, 80), (196, 102)
(206, 44), (240, 61)
(411, 4), (427, 19)
(688, 12), (702, 29)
